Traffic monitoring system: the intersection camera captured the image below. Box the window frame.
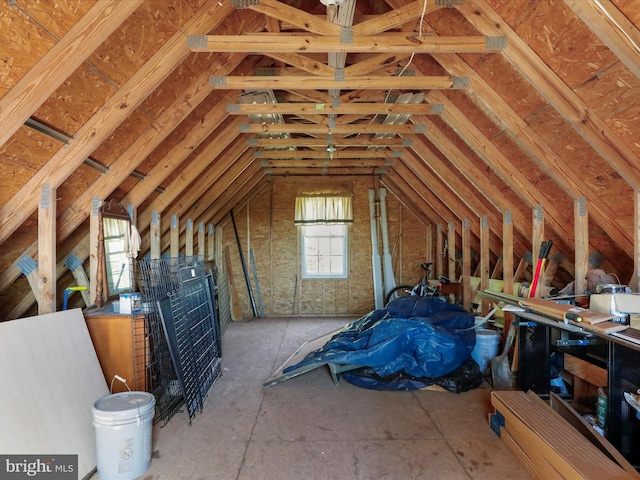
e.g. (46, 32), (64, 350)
(300, 223), (349, 280)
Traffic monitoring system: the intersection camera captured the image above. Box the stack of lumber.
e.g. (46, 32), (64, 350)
(490, 390), (639, 480)
(518, 298), (628, 334)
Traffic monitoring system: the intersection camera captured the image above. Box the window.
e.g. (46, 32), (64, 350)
(295, 195), (352, 279)
(301, 224), (348, 278)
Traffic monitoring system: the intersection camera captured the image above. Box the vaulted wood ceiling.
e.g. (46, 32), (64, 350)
(1, 0), (640, 319)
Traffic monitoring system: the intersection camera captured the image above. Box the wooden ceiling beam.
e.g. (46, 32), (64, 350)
(261, 52), (335, 76)
(351, 1), (444, 36)
(263, 166), (387, 176)
(254, 149), (400, 159)
(227, 102), (441, 115)
(208, 170), (269, 227)
(247, 137), (410, 147)
(244, 0), (341, 36)
(239, 123), (426, 134)
(257, 159), (390, 168)
(0, 0), (144, 149)
(210, 75), (465, 90)
(188, 34), (506, 53)
(343, 53), (413, 76)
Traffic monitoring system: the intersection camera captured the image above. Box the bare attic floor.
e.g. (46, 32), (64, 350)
(120, 317), (530, 480)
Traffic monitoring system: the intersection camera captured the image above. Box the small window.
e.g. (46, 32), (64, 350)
(301, 224), (348, 279)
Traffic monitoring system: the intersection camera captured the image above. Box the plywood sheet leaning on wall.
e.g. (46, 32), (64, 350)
(0, 309), (109, 479)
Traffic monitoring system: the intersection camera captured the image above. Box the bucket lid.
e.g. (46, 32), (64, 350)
(475, 328), (499, 337)
(93, 392), (155, 415)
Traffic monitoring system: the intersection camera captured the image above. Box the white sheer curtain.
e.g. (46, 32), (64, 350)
(294, 195), (353, 225)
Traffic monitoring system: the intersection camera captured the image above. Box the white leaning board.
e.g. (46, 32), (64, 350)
(0, 309), (109, 479)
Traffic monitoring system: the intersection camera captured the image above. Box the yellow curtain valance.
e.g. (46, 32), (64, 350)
(294, 195), (353, 225)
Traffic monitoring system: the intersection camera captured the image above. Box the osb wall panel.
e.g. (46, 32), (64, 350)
(489, 0), (619, 89)
(0, 1), (76, 98)
(576, 62), (640, 160)
(32, 62), (116, 135)
(398, 209), (428, 286)
(0, 127), (62, 205)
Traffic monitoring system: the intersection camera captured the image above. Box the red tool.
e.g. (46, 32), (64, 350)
(529, 240), (553, 298)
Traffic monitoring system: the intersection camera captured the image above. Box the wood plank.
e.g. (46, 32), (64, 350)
(575, 197), (589, 295)
(247, 0), (341, 36)
(548, 392), (640, 478)
(531, 206), (544, 298)
(239, 123), (426, 134)
(491, 391), (635, 480)
(171, 215), (180, 259)
(0, 0), (144, 149)
(259, 159), (389, 168)
(0, 0), (232, 247)
(564, 353), (608, 388)
(343, 52), (413, 76)
(255, 149), (400, 159)
(462, 219), (472, 309)
(248, 137), (409, 147)
(150, 211), (161, 260)
(448, 221), (456, 280)
(262, 51), (335, 76)
(185, 220), (194, 257)
(480, 215), (490, 314)
(37, 184), (56, 314)
(503, 211), (514, 295)
(191, 34), (506, 53)
(211, 75), (460, 90)
(227, 102), (439, 115)
(352, 1), (444, 36)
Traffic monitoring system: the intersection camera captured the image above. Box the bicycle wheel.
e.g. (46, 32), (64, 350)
(385, 285), (414, 305)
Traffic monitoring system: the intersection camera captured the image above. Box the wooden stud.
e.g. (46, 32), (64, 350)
(198, 222), (206, 260)
(462, 219), (471, 310)
(532, 205), (545, 298)
(89, 197), (101, 307)
(170, 215), (180, 259)
(503, 211), (514, 296)
(480, 215), (490, 315)
(186, 220), (194, 257)
(436, 223), (444, 278)
(150, 211), (161, 260)
(448, 221), (456, 281)
(574, 197), (589, 296)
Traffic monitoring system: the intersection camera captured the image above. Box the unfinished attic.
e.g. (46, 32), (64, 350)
(3, 0), (640, 478)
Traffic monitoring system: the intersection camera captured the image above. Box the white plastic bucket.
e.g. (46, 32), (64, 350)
(471, 328), (500, 373)
(92, 392), (155, 480)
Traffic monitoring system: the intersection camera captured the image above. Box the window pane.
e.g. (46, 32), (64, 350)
(301, 223), (348, 279)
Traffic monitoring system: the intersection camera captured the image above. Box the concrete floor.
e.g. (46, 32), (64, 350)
(137, 317), (530, 480)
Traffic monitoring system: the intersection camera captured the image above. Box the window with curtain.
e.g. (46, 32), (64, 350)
(295, 195), (352, 279)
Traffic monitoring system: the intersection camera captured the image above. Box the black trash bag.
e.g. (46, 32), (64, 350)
(342, 358), (483, 393)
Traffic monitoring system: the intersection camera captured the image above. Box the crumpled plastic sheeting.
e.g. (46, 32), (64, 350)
(283, 296), (476, 381)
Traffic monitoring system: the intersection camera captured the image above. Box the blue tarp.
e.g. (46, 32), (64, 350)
(283, 296), (477, 383)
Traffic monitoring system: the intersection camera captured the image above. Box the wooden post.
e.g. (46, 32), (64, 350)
(186, 219), (194, 257)
(89, 196), (101, 306)
(633, 189), (640, 292)
(480, 215), (490, 315)
(150, 211), (161, 260)
(207, 224), (215, 261)
(503, 210), (515, 331)
(448, 221), (456, 281)
(38, 183), (56, 314)
(574, 196), (589, 295)
(532, 205), (544, 298)
(198, 222), (205, 260)
(426, 224), (434, 279)
(503, 211), (514, 296)
(462, 218), (471, 310)
(170, 215), (180, 258)
(436, 223), (444, 278)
